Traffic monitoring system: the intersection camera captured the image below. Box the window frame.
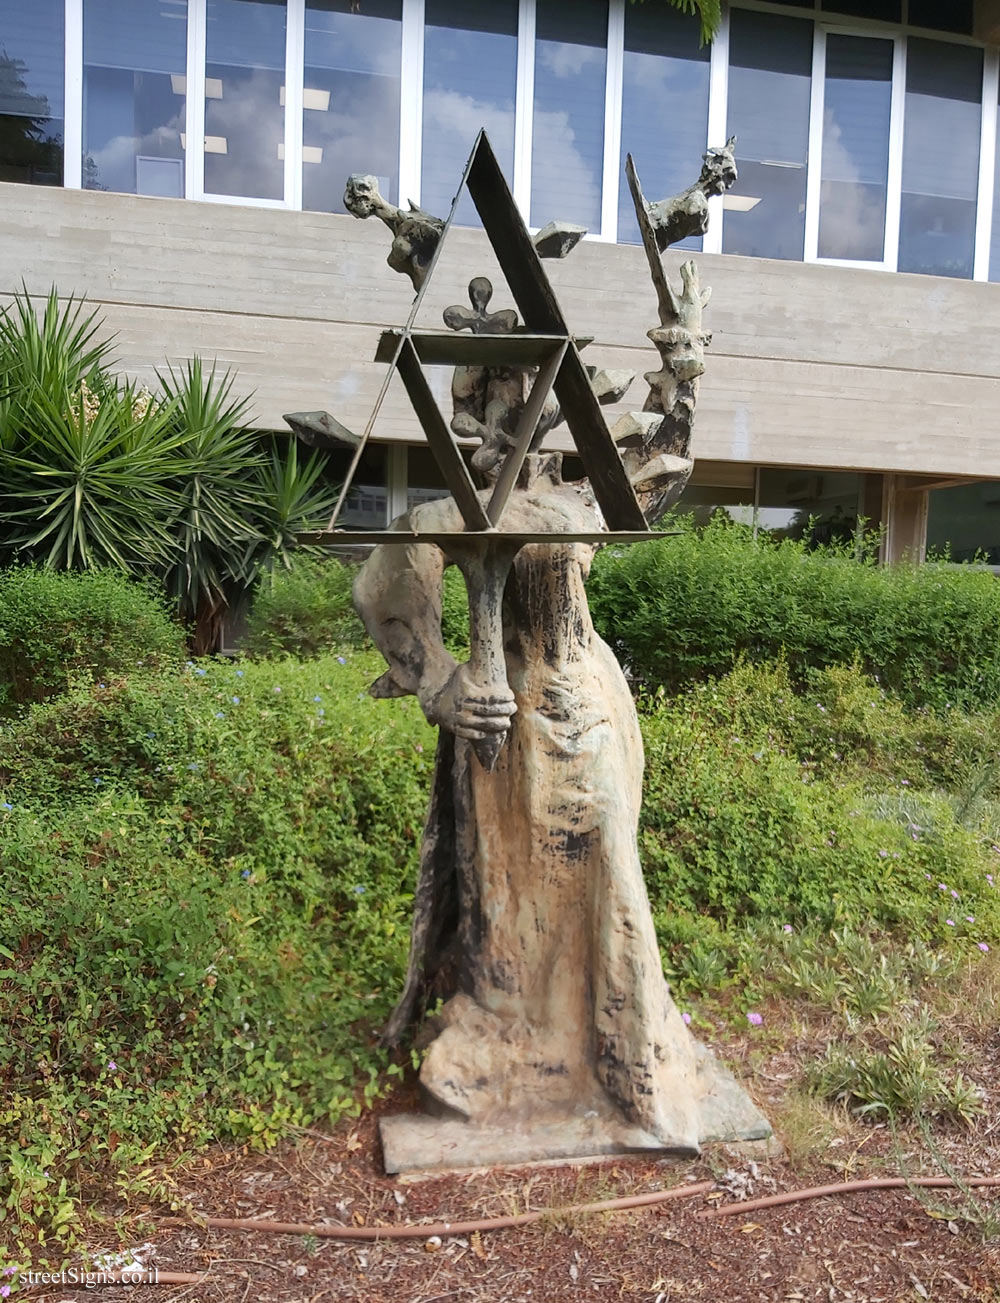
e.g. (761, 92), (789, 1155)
(44, 0), (999, 282)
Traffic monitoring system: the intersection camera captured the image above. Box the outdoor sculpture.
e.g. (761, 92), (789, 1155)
(299, 136), (767, 1171)
(645, 136), (738, 251)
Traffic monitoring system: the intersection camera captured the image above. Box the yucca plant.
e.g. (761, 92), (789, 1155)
(157, 358), (266, 654)
(248, 434), (340, 573)
(0, 370), (187, 571)
(0, 287), (110, 426)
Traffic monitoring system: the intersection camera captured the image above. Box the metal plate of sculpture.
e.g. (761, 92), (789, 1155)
(293, 133), (769, 1173)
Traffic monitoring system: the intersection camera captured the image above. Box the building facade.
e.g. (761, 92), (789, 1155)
(3, 0), (1000, 560)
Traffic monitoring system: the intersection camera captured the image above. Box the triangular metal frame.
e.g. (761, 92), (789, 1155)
(300, 131), (657, 546)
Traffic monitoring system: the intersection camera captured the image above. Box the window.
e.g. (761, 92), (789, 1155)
(724, 11), (812, 262)
(83, 0), (187, 197)
(926, 482), (1000, 564)
(898, 38), (982, 280)
(821, 0), (901, 20)
(204, 0), (286, 201)
(302, 0), (401, 216)
(817, 34), (893, 263)
(908, 0), (973, 36)
(0, 0), (64, 186)
(673, 483), (754, 529)
(757, 469), (862, 544)
(617, 1), (709, 250)
(531, 0), (608, 233)
(422, 0), (516, 227)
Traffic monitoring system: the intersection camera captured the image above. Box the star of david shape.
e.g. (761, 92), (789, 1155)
(300, 130), (657, 546)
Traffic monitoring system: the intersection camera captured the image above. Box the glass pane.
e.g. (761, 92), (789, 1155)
(673, 483), (754, 529)
(0, 0), (64, 186)
(617, 2), (709, 249)
(989, 79), (1000, 282)
(531, 0), (607, 233)
(302, 0), (401, 215)
(898, 38), (981, 280)
(757, 469), (861, 544)
(205, 0), (286, 200)
(821, 0), (901, 20)
(926, 483), (1000, 564)
(908, 0), (973, 36)
(818, 34), (892, 262)
(422, 0), (517, 227)
(83, 0), (187, 197)
(724, 11), (812, 261)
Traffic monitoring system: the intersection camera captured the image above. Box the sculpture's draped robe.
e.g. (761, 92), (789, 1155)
(357, 488), (701, 1152)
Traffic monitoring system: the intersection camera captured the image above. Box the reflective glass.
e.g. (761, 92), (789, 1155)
(821, 0), (901, 20)
(205, 0), (286, 200)
(0, 0), (64, 185)
(673, 483), (754, 529)
(422, 0), (516, 227)
(302, 0), (401, 215)
(899, 38), (981, 280)
(618, 2), (709, 250)
(757, 469), (861, 544)
(531, 0), (608, 233)
(926, 483), (1000, 565)
(818, 34), (892, 262)
(908, 0), (973, 35)
(83, 0), (187, 197)
(989, 78), (1000, 282)
(724, 11), (812, 261)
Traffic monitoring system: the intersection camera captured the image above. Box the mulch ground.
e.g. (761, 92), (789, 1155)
(25, 1047), (1000, 1303)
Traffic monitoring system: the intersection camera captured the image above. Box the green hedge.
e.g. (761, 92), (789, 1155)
(0, 568), (184, 708)
(587, 516), (1000, 711)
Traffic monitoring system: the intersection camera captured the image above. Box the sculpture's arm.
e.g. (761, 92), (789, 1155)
(353, 518), (516, 743)
(354, 531), (457, 707)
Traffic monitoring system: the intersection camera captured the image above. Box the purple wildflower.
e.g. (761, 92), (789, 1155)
(681, 1012), (691, 1025)
(978, 942), (990, 953)
(747, 1012), (763, 1026)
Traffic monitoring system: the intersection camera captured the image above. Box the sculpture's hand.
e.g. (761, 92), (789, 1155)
(419, 662), (516, 742)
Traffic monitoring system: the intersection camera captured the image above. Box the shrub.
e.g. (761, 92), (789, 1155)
(0, 568), (184, 708)
(0, 651), (434, 1254)
(588, 515), (1000, 711)
(245, 556), (368, 657)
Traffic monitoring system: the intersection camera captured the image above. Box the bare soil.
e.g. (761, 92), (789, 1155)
(26, 1034), (1000, 1303)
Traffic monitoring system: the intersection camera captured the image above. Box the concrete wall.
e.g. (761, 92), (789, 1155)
(3, 182), (1000, 478)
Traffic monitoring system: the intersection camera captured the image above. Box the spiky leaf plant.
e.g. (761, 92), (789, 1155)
(0, 372), (187, 571)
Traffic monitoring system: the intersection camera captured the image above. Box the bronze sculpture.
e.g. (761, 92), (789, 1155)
(302, 135), (767, 1171)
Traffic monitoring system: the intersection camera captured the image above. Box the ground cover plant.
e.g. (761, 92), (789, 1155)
(2, 544), (1000, 1275)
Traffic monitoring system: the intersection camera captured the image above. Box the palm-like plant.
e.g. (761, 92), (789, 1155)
(248, 435), (340, 574)
(0, 288), (338, 651)
(0, 326), (188, 571)
(156, 358), (266, 653)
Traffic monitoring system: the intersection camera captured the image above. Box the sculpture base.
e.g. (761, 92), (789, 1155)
(380, 1044), (770, 1175)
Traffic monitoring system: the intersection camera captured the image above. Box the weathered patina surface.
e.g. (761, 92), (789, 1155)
(344, 140), (762, 1172)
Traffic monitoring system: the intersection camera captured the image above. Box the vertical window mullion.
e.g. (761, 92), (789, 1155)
(185, 0), (207, 201)
(973, 48), (998, 281)
(513, 0), (535, 217)
(398, 0), (424, 205)
(284, 0), (304, 209)
(883, 34), (906, 272)
(63, 0), (83, 187)
(703, 4), (729, 255)
(803, 23), (825, 262)
(600, 0), (624, 242)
